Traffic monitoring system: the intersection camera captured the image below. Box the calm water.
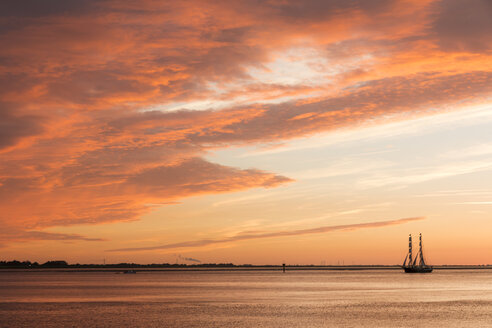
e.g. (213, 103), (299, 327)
(1, 269), (491, 327)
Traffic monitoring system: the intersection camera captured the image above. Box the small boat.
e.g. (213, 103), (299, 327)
(123, 270), (137, 274)
(402, 233), (433, 273)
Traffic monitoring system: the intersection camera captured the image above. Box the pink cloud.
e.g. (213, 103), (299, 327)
(108, 216), (425, 252)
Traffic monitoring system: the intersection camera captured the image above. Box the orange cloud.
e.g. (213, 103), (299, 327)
(0, 0), (491, 246)
(0, 158), (291, 230)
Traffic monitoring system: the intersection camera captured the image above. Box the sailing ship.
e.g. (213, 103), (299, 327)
(402, 233), (433, 273)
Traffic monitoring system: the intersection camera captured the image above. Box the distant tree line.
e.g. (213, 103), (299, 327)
(0, 260), (237, 269)
(0, 260), (68, 268)
(2, 260), (491, 269)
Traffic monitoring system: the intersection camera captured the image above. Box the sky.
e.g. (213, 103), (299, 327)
(1, 0), (492, 265)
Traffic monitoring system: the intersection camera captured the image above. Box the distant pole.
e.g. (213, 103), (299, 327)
(282, 263), (286, 273)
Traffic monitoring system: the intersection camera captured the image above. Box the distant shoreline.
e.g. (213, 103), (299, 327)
(1, 265), (491, 273)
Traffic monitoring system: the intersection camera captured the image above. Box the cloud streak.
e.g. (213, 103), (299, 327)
(0, 228), (105, 246)
(108, 216), (425, 252)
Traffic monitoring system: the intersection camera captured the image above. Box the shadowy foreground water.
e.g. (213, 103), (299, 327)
(1, 270), (491, 327)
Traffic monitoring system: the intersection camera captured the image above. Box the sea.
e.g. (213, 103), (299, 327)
(1, 269), (491, 327)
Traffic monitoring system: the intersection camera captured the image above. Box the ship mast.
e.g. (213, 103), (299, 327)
(419, 233), (426, 266)
(406, 234), (412, 266)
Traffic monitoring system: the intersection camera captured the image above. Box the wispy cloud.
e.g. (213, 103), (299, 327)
(108, 216), (424, 252)
(414, 189), (492, 198)
(455, 201), (492, 205)
(0, 229), (105, 246)
(358, 161), (492, 189)
(287, 158), (393, 180)
(241, 104), (492, 157)
(440, 142), (492, 160)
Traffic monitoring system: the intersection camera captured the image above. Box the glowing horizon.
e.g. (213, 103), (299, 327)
(1, 0), (492, 265)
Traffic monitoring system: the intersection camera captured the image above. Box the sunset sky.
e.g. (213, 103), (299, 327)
(1, 0), (492, 265)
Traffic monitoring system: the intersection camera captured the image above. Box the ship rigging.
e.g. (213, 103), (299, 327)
(402, 233), (433, 273)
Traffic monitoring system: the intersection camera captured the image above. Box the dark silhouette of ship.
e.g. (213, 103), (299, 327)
(402, 233), (433, 273)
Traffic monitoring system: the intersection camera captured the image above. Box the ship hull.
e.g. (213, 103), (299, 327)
(403, 266), (433, 273)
